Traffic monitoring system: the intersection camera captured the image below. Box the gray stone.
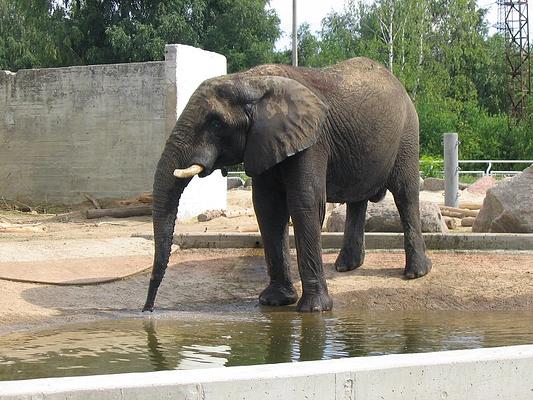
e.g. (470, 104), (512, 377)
(227, 177), (244, 190)
(472, 165), (533, 233)
(325, 198), (447, 233)
(467, 175), (497, 195)
(422, 178), (445, 191)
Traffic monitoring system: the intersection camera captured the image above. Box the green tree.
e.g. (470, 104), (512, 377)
(297, 23), (321, 67)
(61, 0), (280, 72)
(0, 0), (67, 70)
(1, 0), (281, 72)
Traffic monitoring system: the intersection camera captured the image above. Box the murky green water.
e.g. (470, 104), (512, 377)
(1, 310), (532, 381)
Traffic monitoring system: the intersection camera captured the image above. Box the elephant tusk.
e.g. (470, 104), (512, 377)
(173, 164), (204, 178)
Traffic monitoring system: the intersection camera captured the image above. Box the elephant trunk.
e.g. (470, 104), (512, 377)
(143, 141), (192, 312)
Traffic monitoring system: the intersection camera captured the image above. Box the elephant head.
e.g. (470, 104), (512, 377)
(142, 73), (328, 312)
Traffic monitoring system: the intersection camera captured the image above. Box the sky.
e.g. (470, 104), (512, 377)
(268, 0), (500, 50)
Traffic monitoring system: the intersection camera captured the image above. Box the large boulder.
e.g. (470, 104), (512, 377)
(325, 198), (447, 233)
(422, 178), (444, 191)
(467, 175), (497, 195)
(472, 165), (533, 233)
(227, 176), (244, 190)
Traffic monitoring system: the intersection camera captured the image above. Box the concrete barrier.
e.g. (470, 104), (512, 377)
(1, 345), (532, 399)
(1, 44), (227, 216)
(158, 232), (533, 251)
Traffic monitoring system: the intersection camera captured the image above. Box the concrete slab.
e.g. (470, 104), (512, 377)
(1, 345), (532, 399)
(145, 232), (533, 251)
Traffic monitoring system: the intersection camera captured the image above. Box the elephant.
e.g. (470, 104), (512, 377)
(143, 57), (432, 313)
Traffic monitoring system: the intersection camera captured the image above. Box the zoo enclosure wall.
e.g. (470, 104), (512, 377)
(0, 345), (532, 400)
(0, 44), (226, 216)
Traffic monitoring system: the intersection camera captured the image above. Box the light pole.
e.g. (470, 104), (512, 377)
(292, 0), (298, 66)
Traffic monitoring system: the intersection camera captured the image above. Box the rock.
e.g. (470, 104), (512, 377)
(227, 177), (244, 190)
(325, 199), (447, 233)
(467, 175), (497, 195)
(422, 178), (444, 191)
(419, 177), (424, 191)
(197, 209), (224, 222)
(421, 178), (466, 191)
(472, 165), (533, 233)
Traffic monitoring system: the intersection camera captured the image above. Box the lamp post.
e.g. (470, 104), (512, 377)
(292, 0), (298, 66)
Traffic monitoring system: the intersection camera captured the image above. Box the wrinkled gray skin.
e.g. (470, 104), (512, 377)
(143, 57), (432, 313)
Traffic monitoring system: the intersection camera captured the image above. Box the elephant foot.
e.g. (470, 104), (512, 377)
(297, 291), (333, 312)
(259, 283), (298, 306)
(334, 248), (365, 272)
(404, 255), (432, 279)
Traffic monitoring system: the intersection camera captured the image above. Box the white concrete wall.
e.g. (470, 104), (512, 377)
(165, 44), (227, 220)
(0, 44), (227, 216)
(1, 345), (532, 399)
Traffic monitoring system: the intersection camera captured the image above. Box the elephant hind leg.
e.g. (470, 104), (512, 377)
(253, 173), (298, 307)
(388, 167), (432, 278)
(335, 200), (368, 272)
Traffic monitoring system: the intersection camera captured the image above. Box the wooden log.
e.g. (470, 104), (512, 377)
(82, 192), (101, 209)
(138, 192), (153, 204)
(443, 217), (457, 230)
(461, 217), (476, 227)
(119, 192), (153, 206)
(223, 208), (255, 219)
(197, 209), (224, 222)
(457, 202), (483, 210)
(86, 206), (152, 219)
(440, 210), (463, 218)
(439, 206), (479, 218)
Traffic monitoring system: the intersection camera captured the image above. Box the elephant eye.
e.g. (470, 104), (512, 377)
(211, 119), (222, 129)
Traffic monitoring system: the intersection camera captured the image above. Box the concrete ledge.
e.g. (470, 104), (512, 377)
(144, 232), (533, 251)
(1, 345), (533, 399)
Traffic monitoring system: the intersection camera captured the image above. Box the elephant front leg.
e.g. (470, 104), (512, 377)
(335, 200), (368, 272)
(285, 175), (332, 312)
(253, 176), (298, 306)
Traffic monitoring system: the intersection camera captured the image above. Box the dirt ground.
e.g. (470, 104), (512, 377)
(1, 189), (532, 334)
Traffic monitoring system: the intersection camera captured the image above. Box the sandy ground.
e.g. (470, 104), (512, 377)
(1, 188), (532, 334)
(0, 248), (532, 334)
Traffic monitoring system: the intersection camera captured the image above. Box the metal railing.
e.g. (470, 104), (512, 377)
(457, 160), (533, 176)
(230, 160), (533, 179)
(420, 159), (533, 177)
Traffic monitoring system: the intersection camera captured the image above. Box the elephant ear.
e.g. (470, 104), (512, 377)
(241, 76), (328, 177)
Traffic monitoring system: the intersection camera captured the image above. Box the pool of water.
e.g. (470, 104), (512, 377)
(1, 310), (532, 381)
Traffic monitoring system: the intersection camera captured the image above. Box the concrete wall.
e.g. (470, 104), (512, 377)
(0, 345), (532, 399)
(0, 44), (227, 217)
(166, 45), (227, 220)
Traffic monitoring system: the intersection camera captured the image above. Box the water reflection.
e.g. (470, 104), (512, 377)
(1, 310), (532, 381)
(144, 320), (168, 371)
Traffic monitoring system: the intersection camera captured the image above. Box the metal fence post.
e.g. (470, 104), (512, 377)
(443, 132), (459, 207)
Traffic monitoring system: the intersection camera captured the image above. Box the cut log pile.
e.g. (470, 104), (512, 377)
(85, 206), (152, 219)
(83, 192), (154, 219)
(439, 205), (480, 229)
(197, 208), (255, 222)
